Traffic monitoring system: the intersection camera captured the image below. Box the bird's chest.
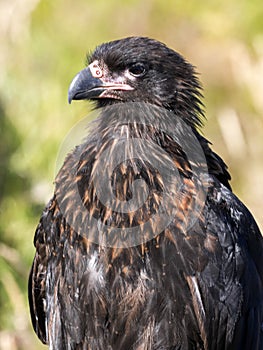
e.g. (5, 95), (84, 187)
(45, 229), (212, 348)
(69, 237), (206, 309)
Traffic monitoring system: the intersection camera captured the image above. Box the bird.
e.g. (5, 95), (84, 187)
(28, 37), (263, 350)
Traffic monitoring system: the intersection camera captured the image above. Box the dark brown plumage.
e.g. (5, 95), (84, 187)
(29, 37), (263, 349)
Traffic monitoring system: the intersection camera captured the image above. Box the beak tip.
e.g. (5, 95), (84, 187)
(68, 94), (73, 104)
(68, 71), (82, 104)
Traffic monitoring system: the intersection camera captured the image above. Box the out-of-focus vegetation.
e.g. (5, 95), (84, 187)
(0, 0), (262, 349)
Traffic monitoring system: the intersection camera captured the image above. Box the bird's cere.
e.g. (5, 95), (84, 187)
(89, 60), (103, 78)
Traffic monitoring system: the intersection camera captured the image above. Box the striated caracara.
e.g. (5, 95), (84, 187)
(29, 37), (263, 349)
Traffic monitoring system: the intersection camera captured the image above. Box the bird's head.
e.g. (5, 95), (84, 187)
(68, 37), (204, 128)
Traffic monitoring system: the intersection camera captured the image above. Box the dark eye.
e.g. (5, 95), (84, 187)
(128, 63), (146, 77)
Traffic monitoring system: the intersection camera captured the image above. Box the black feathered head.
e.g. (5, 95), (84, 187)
(68, 37), (204, 128)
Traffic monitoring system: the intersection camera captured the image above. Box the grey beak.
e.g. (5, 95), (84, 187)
(68, 67), (105, 103)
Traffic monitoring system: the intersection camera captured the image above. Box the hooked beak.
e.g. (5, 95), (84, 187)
(68, 64), (134, 104)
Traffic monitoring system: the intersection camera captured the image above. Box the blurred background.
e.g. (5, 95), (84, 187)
(0, 0), (262, 349)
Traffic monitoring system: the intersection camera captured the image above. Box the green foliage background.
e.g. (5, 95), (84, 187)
(0, 1), (262, 349)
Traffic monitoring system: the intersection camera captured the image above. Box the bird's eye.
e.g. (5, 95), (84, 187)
(128, 63), (146, 77)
